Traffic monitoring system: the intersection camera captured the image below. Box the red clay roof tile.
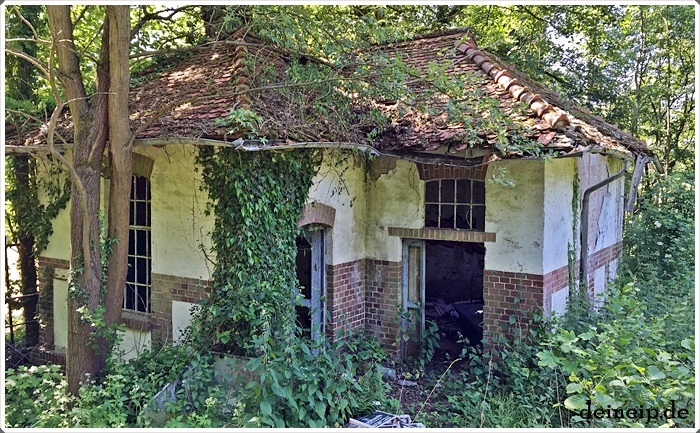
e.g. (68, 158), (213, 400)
(7, 28), (648, 161)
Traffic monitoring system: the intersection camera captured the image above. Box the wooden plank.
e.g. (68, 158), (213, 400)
(625, 154), (647, 212)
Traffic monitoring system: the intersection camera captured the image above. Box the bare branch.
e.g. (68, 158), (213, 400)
(6, 108), (44, 123)
(71, 5), (90, 27)
(11, 6), (42, 41)
(130, 5), (201, 41)
(5, 47), (50, 79)
(6, 37), (51, 45)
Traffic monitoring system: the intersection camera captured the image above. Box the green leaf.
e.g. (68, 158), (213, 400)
(260, 400), (272, 418)
(608, 379), (625, 387)
(536, 350), (558, 369)
(566, 383), (584, 394)
(564, 394), (588, 411)
(647, 365), (666, 381)
(313, 400), (326, 418)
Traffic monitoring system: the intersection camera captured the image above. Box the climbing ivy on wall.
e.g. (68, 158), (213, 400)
(192, 147), (320, 355)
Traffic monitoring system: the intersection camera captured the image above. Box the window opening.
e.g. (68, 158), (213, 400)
(125, 175), (151, 313)
(294, 228), (325, 339)
(425, 179), (485, 231)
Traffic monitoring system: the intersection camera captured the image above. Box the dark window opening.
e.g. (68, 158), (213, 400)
(294, 229), (324, 340)
(425, 179), (485, 231)
(424, 240), (484, 359)
(295, 236), (313, 337)
(125, 175), (151, 313)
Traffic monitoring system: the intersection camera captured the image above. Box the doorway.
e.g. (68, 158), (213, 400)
(295, 228), (325, 340)
(402, 239), (485, 360)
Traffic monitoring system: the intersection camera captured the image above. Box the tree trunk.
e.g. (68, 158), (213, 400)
(47, 5), (110, 395)
(103, 6), (132, 340)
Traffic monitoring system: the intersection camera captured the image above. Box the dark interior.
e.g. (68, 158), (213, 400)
(295, 236), (312, 334)
(424, 240), (485, 358)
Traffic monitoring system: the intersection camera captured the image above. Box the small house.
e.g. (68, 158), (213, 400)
(17, 29), (651, 362)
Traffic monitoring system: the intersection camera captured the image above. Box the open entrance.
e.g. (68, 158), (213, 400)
(402, 239), (484, 360)
(295, 228), (325, 340)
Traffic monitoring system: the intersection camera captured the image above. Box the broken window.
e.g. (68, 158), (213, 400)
(125, 175), (151, 313)
(425, 179), (485, 231)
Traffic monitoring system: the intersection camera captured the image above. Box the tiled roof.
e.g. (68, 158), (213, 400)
(370, 29), (648, 159)
(7, 28), (648, 161)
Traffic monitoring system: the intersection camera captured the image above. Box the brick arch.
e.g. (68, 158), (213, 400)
(416, 162), (487, 181)
(132, 153), (154, 179)
(298, 202), (335, 228)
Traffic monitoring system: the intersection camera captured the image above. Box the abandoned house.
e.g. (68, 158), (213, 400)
(9, 29), (652, 363)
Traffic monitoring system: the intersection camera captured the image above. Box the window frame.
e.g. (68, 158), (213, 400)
(424, 178), (485, 231)
(124, 175), (152, 313)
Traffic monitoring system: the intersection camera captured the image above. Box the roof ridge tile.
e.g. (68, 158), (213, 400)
(460, 40), (571, 130)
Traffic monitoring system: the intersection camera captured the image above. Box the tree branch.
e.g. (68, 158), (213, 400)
(5, 47), (50, 79)
(6, 37), (51, 45)
(130, 5), (201, 41)
(11, 6), (42, 42)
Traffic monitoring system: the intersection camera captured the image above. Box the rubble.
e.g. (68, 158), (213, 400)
(348, 411), (425, 428)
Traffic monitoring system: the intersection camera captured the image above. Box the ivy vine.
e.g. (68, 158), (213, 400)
(192, 147), (320, 355)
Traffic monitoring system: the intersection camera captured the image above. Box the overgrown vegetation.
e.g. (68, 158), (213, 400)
(191, 148), (319, 355)
(5, 331), (392, 428)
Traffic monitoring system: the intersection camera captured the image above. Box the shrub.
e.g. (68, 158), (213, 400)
(227, 334), (388, 428)
(537, 282), (695, 427)
(5, 365), (74, 427)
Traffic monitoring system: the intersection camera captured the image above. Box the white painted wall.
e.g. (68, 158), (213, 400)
(307, 152), (367, 265)
(365, 158), (423, 262)
(52, 278), (69, 353)
(41, 146), (215, 279)
(577, 154), (624, 257)
(485, 160), (544, 274)
(172, 300), (196, 343)
(551, 287), (569, 316)
(116, 329), (152, 360)
(543, 158), (576, 274)
(137, 146), (215, 280)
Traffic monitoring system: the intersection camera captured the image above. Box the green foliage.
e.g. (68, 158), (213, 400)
(415, 316), (564, 428)
(622, 169), (694, 284)
(227, 334), (388, 428)
(214, 107), (263, 137)
(192, 147), (319, 354)
(5, 365), (73, 427)
(535, 170), (695, 427)
(3, 344), (229, 428)
(4, 156), (71, 254)
(537, 283), (694, 427)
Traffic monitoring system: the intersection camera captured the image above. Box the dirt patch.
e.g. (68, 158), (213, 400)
(384, 358), (468, 419)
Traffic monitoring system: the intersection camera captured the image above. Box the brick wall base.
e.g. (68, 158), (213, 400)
(484, 241), (623, 343)
(150, 274), (211, 343)
(364, 259), (402, 355)
(326, 260), (365, 335)
(482, 271), (543, 344)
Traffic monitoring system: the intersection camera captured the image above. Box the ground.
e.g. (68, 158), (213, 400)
(383, 355), (470, 424)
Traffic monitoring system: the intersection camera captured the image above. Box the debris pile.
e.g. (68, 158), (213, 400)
(348, 411), (425, 428)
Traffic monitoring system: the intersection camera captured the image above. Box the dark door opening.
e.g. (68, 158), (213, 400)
(424, 240), (484, 358)
(295, 229), (324, 340)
